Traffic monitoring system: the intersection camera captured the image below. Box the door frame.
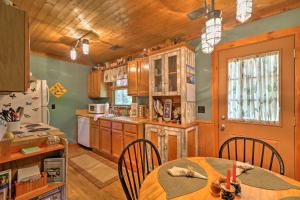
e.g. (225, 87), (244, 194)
(211, 25), (300, 180)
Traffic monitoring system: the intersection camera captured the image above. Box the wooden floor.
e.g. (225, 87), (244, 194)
(67, 145), (126, 200)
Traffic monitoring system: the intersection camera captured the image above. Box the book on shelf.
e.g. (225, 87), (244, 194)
(0, 169), (11, 200)
(17, 165), (41, 183)
(43, 158), (65, 183)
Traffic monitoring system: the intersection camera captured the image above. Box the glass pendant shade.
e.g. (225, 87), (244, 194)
(201, 32), (214, 54)
(82, 39), (89, 55)
(205, 10), (222, 47)
(70, 48), (77, 60)
(236, 0), (252, 23)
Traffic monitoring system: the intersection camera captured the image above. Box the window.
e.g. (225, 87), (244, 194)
(227, 51), (280, 123)
(114, 79), (132, 106)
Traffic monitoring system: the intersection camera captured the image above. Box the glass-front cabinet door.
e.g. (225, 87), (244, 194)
(152, 55), (164, 96)
(165, 51), (180, 95)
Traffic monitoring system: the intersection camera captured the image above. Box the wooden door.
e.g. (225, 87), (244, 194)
(151, 55), (165, 96)
(145, 125), (163, 166)
(218, 36), (295, 177)
(138, 59), (149, 96)
(0, 3), (29, 92)
(123, 132), (137, 167)
(165, 50), (181, 95)
(164, 127), (181, 162)
(128, 60), (138, 96)
(90, 125), (100, 151)
(112, 129), (123, 161)
(100, 127), (112, 157)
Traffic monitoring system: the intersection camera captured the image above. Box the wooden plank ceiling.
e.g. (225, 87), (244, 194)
(12, 0), (300, 65)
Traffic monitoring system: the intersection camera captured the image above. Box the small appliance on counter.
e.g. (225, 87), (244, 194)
(88, 104), (105, 114)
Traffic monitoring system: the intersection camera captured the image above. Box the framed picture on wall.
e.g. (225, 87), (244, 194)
(0, 169), (11, 200)
(163, 99), (172, 121)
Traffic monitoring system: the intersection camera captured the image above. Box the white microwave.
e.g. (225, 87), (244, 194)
(88, 104), (105, 114)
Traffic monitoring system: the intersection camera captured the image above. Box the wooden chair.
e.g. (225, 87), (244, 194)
(118, 138), (162, 200)
(219, 136), (285, 175)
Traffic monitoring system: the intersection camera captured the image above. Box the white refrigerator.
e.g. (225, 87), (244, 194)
(0, 80), (50, 124)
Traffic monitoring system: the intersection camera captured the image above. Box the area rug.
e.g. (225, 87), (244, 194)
(69, 152), (119, 189)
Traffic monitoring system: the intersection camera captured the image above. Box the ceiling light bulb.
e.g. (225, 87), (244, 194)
(236, 0), (252, 23)
(201, 32), (214, 54)
(82, 39), (89, 55)
(70, 48), (77, 60)
(205, 10), (222, 47)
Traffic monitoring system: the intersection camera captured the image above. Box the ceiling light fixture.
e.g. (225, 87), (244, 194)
(201, 31), (214, 54)
(82, 38), (90, 55)
(70, 47), (77, 60)
(205, 0), (222, 47)
(236, 0), (253, 23)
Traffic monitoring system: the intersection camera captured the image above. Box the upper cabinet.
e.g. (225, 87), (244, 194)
(0, 3), (29, 92)
(150, 46), (192, 97)
(128, 58), (149, 96)
(149, 44), (196, 124)
(88, 69), (108, 98)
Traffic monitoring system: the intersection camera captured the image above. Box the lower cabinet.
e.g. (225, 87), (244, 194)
(145, 124), (198, 163)
(100, 127), (112, 157)
(90, 124), (100, 151)
(90, 119), (144, 163)
(112, 129), (123, 162)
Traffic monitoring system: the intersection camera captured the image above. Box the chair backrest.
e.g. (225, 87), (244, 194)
(219, 136), (284, 175)
(118, 138), (162, 200)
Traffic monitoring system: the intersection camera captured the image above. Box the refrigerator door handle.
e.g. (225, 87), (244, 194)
(46, 84), (50, 105)
(47, 108), (50, 124)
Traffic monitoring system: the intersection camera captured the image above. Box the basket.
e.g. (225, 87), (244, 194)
(15, 172), (48, 197)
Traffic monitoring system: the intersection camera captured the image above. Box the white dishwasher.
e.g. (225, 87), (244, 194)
(77, 116), (90, 147)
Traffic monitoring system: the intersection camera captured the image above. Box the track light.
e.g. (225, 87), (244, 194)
(82, 39), (89, 55)
(70, 48), (77, 60)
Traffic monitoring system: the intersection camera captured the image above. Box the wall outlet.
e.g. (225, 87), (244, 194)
(198, 106), (205, 113)
(51, 104), (55, 109)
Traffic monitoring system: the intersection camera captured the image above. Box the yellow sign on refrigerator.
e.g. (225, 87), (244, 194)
(49, 82), (67, 98)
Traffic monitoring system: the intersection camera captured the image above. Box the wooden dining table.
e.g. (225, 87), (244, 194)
(139, 157), (300, 200)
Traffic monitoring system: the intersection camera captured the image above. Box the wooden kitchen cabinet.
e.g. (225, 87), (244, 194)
(89, 119), (100, 151)
(89, 118), (144, 163)
(100, 127), (112, 157)
(128, 58), (149, 96)
(111, 122), (123, 162)
(145, 124), (198, 163)
(90, 124), (100, 151)
(88, 69), (108, 98)
(0, 3), (29, 92)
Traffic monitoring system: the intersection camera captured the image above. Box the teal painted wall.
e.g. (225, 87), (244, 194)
(30, 55), (94, 143)
(191, 8), (300, 120)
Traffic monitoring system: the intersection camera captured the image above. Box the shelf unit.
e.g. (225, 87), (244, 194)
(145, 43), (198, 163)
(0, 138), (68, 200)
(0, 144), (64, 164)
(15, 182), (64, 200)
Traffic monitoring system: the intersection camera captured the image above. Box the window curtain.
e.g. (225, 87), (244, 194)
(227, 52), (280, 123)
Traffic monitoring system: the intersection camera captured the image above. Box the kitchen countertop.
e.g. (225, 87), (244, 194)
(76, 109), (148, 124)
(76, 109), (197, 128)
(145, 120), (197, 129)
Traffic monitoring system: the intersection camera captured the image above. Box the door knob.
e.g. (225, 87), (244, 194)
(221, 115), (226, 120)
(220, 124), (226, 131)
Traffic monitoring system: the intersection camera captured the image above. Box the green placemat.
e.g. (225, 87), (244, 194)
(157, 158), (208, 199)
(206, 157), (300, 190)
(280, 197), (300, 200)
